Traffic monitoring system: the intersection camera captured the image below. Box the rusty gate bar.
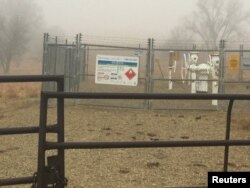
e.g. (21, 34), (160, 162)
(37, 92), (250, 188)
(0, 176), (34, 186)
(43, 92), (250, 100)
(57, 75), (65, 187)
(0, 75), (64, 83)
(224, 100), (234, 172)
(0, 75), (64, 137)
(37, 93), (48, 188)
(0, 75), (64, 187)
(45, 140), (250, 150)
(168, 187), (206, 188)
(0, 124), (58, 135)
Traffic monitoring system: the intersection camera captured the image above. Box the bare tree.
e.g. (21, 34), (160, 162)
(165, 25), (196, 49)
(170, 0), (250, 48)
(0, 0), (42, 73)
(169, 24), (194, 42)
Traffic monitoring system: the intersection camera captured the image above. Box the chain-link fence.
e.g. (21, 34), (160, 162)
(42, 33), (250, 110)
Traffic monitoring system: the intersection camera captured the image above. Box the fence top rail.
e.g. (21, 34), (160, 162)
(154, 48), (250, 52)
(0, 75), (64, 83)
(81, 43), (148, 50)
(42, 92), (250, 100)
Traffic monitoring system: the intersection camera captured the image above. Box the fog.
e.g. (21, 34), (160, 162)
(34, 0), (250, 39)
(33, 0), (201, 38)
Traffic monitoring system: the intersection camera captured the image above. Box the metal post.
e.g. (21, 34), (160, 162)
(64, 39), (68, 91)
(224, 99), (234, 172)
(145, 38), (151, 109)
(42, 33), (47, 76)
(82, 44), (86, 81)
(37, 93), (48, 188)
(86, 45), (89, 82)
(57, 78), (65, 187)
(148, 38), (155, 109)
(73, 34), (79, 92)
(42, 33), (49, 91)
(151, 38), (155, 93)
(239, 44), (243, 81)
(76, 33), (81, 91)
(68, 42), (73, 92)
(219, 40), (225, 94)
(52, 36), (58, 91)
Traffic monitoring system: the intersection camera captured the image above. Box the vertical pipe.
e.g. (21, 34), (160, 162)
(64, 40), (70, 91)
(69, 48), (72, 92)
(224, 99), (234, 172)
(57, 78), (65, 187)
(42, 33), (46, 76)
(42, 33), (47, 91)
(64, 40), (69, 92)
(82, 44), (86, 82)
(48, 38), (53, 91)
(54, 36), (58, 91)
(76, 33), (81, 92)
(150, 39), (155, 109)
(145, 38), (151, 109)
(42, 33), (49, 91)
(86, 46), (89, 82)
(239, 44), (243, 81)
(37, 93), (48, 188)
(219, 40), (225, 94)
(73, 34), (78, 92)
(151, 38), (155, 93)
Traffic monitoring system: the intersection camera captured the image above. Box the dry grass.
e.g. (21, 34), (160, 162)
(0, 58), (41, 99)
(0, 83), (40, 99)
(0, 55), (42, 75)
(230, 111), (250, 134)
(236, 116), (250, 130)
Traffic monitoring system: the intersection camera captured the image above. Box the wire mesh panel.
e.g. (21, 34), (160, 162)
(42, 34), (250, 110)
(42, 34), (150, 108)
(151, 40), (218, 110)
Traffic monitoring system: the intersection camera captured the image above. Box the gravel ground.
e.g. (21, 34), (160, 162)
(0, 97), (250, 188)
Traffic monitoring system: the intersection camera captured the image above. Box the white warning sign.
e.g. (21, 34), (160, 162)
(95, 55), (139, 86)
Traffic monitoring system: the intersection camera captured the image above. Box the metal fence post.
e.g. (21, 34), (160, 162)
(42, 33), (49, 91)
(145, 38), (152, 109)
(82, 43), (86, 81)
(57, 77), (65, 187)
(239, 44), (243, 81)
(224, 100), (234, 172)
(37, 93), (48, 188)
(54, 36), (58, 91)
(76, 33), (81, 91)
(42, 33), (48, 76)
(151, 38), (155, 94)
(64, 39), (69, 92)
(219, 40), (225, 94)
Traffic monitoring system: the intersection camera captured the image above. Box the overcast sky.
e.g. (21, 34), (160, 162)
(35, 0), (250, 39)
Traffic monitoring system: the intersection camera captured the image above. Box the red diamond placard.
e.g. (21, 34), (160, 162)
(125, 68), (136, 80)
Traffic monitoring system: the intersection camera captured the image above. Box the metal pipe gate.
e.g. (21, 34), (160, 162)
(0, 75), (64, 186)
(37, 92), (250, 188)
(1, 75), (250, 187)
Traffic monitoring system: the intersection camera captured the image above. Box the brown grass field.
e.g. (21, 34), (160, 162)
(0, 60), (250, 187)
